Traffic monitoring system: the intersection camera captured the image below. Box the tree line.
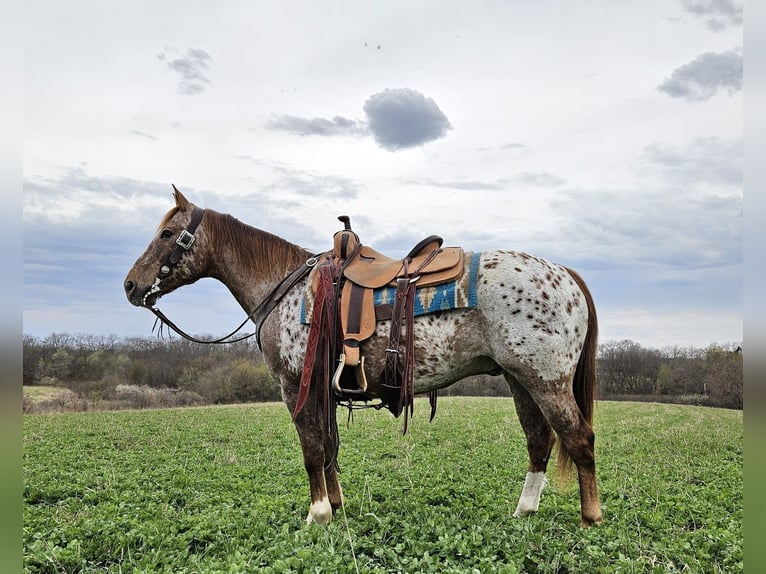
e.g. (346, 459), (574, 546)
(22, 333), (280, 412)
(22, 332), (742, 412)
(597, 339), (742, 409)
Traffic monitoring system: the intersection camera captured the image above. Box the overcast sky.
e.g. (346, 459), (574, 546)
(22, 0), (742, 349)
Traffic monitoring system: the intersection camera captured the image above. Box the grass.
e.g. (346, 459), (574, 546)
(23, 398), (742, 573)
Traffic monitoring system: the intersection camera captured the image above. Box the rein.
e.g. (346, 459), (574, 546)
(150, 255), (321, 347)
(150, 306), (256, 344)
(148, 207), (323, 347)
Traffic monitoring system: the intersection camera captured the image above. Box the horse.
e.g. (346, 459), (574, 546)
(123, 187), (602, 527)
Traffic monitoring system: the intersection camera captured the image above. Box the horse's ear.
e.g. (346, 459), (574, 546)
(172, 184), (190, 210)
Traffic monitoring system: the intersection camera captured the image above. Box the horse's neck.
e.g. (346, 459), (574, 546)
(205, 213), (311, 313)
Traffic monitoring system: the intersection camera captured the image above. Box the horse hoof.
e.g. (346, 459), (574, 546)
(306, 498), (333, 524)
(512, 508), (536, 518)
(580, 515), (603, 527)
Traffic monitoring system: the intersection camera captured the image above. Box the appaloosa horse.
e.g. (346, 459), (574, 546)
(124, 187), (602, 526)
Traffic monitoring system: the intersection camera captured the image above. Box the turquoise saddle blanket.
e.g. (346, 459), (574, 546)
(300, 251), (481, 324)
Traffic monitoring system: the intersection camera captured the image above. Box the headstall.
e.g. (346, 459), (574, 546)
(146, 207), (319, 347)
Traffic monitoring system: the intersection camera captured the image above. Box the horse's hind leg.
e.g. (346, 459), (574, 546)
(530, 377), (602, 527)
(505, 374), (555, 517)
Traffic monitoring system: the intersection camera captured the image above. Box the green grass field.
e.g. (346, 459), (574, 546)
(23, 398), (742, 573)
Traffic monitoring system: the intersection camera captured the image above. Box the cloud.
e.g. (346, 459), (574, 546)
(231, 155), (363, 200)
(680, 0), (742, 31)
(477, 142), (526, 152)
(513, 172), (566, 187)
(657, 49), (742, 101)
(639, 137), (742, 188)
(409, 171), (565, 191)
(158, 47), (212, 95)
(23, 168), (175, 230)
(265, 114), (365, 137)
(264, 166), (361, 200)
(548, 186), (741, 271)
(363, 88), (452, 150)
(129, 130), (157, 141)
(264, 88), (452, 151)
(598, 307), (741, 349)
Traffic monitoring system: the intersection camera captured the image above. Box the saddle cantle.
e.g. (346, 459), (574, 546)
(296, 215), (466, 429)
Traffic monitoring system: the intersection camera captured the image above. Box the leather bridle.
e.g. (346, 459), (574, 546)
(159, 206), (205, 278)
(145, 206), (320, 347)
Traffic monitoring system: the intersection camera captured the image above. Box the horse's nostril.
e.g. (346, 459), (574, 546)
(124, 280), (134, 294)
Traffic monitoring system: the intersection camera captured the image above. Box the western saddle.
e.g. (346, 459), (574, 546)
(294, 216), (465, 430)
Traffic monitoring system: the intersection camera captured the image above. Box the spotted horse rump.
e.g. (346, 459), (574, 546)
(123, 186), (602, 527)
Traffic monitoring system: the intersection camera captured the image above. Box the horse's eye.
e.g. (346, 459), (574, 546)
(161, 230), (173, 239)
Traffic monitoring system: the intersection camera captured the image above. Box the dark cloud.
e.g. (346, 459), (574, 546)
(657, 50), (742, 101)
(265, 114), (365, 137)
(363, 88), (452, 150)
(265, 88), (451, 151)
(680, 0), (742, 31)
(158, 48), (212, 95)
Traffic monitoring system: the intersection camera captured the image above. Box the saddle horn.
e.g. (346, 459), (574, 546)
(334, 215), (359, 260)
(338, 215), (352, 230)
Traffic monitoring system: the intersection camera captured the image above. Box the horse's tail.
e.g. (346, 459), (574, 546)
(555, 267), (598, 484)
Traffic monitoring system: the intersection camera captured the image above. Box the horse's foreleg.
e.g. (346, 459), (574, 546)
(282, 381), (333, 524)
(321, 430), (345, 513)
(323, 458), (344, 513)
(299, 419), (343, 520)
(294, 412), (333, 524)
(505, 374), (555, 517)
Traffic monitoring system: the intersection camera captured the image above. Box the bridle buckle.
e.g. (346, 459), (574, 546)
(176, 230), (196, 250)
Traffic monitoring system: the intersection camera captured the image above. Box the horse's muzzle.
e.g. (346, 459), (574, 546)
(124, 279), (156, 307)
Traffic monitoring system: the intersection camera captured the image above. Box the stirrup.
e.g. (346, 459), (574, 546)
(332, 354), (368, 396)
(331, 353), (346, 394)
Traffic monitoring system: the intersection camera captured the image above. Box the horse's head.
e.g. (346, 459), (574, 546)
(124, 186), (210, 308)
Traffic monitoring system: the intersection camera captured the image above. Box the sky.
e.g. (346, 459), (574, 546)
(22, 0), (743, 350)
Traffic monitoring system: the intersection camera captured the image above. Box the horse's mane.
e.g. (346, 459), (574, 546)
(157, 206), (180, 230)
(203, 209), (309, 271)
